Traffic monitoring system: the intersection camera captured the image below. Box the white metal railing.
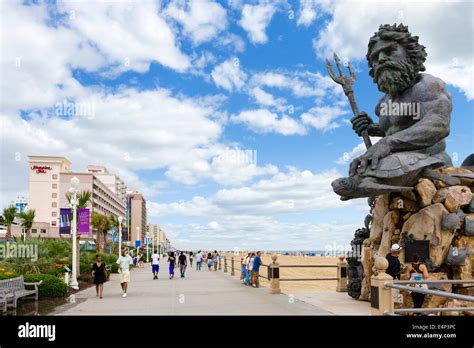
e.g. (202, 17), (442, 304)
(383, 279), (474, 315)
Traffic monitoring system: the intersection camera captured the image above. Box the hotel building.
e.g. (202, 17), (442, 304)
(127, 190), (147, 244)
(11, 156), (128, 240)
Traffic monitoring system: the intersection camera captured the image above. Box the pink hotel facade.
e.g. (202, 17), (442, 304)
(11, 156), (143, 242)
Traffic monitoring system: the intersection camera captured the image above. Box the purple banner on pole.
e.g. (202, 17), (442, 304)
(78, 208), (90, 234)
(59, 208), (72, 234)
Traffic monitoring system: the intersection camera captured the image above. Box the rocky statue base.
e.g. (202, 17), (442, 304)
(352, 166), (474, 315)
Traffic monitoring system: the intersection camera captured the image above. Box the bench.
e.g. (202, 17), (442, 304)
(0, 275), (42, 310)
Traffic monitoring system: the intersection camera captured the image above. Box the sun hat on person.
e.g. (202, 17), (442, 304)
(391, 243), (402, 252)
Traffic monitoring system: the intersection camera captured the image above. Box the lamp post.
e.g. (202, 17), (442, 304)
(146, 233), (150, 263)
(118, 216), (123, 255)
(69, 176), (80, 290)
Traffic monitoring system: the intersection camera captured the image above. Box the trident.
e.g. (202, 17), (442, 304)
(325, 53), (372, 149)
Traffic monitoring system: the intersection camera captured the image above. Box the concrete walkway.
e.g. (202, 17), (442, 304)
(53, 259), (331, 315)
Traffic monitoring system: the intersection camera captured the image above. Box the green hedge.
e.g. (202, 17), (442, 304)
(23, 274), (68, 298)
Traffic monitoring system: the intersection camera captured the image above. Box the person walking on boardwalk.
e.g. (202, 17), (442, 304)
(206, 252), (213, 270)
(189, 251), (194, 268)
(251, 251), (262, 288)
(151, 250), (160, 280)
(116, 249), (133, 298)
(92, 254), (106, 299)
(212, 250), (219, 271)
(195, 250), (203, 271)
(168, 251), (176, 279)
(178, 251), (187, 278)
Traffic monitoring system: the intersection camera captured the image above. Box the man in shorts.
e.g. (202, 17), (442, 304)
(151, 250), (160, 280)
(116, 249), (133, 297)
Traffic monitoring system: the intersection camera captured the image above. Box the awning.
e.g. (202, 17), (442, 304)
(88, 241), (96, 245)
(79, 241), (86, 245)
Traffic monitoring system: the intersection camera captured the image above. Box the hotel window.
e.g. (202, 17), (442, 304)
(41, 229), (47, 234)
(52, 183), (58, 189)
(51, 221), (57, 226)
(52, 202), (57, 207)
(32, 229), (37, 234)
(52, 193), (57, 198)
(52, 174), (58, 180)
(52, 212), (57, 217)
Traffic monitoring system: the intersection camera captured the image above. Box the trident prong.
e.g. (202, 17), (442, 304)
(325, 51), (372, 149)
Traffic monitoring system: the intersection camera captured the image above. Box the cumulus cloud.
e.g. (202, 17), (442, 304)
(149, 167), (354, 217)
(231, 109), (307, 135)
(147, 167), (368, 249)
(211, 58), (248, 91)
(0, 0), (192, 112)
(239, 3), (276, 44)
(165, 0), (228, 45)
(313, 0), (474, 100)
(300, 106), (349, 132)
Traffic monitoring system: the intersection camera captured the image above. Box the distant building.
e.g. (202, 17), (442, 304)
(10, 155), (127, 240)
(86, 165), (127, 206)
(127, 190), (147, 244)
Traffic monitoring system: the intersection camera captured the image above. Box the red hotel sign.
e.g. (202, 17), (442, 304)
(31, 165), (52, 174)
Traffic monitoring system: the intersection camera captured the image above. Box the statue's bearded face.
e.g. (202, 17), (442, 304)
(369, 39), (417, 95)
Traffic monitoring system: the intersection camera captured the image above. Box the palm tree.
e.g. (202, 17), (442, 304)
(19, 209), (36, 240)
(66, 191), (92, 209)
(91, 212), (111, 253)
(66, 190), (92, 274)
(2, 205), (17, 248)
(109, 215), (120, 255)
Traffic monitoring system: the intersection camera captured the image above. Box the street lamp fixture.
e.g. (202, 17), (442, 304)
(69, 176), (80, 290)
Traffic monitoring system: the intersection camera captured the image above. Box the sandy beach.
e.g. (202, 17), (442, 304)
(221, 253), (339, 293)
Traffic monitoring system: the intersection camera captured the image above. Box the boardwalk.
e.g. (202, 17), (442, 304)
(53, 259), (331, 315)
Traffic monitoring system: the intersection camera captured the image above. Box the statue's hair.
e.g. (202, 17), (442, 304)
(367, 23), (427, 77)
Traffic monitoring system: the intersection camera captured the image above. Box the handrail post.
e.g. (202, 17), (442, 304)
(269, 254), (281, 294)
(371, 257), (394, 315)
(218, 255), (222, 270)
(231, 256), (235, 276)
(224, 256), (228, 273)
(336, 256), (347, 292)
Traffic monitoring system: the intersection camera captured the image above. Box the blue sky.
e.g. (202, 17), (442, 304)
(1, 0), (473, 250)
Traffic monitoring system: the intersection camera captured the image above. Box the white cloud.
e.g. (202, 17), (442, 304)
(211, 58), (248, 91)
(161, 218), (359, 250)
(239, 3), (276, 44)
(149, 167), (353, 217)
(300, 106), (348, 132)
(58, 0), (190, 73)
(165, 0), (228, 45)
(148, 167), (370, 249)
(251, 71), (343, 99)
(59, 1), (190, 72)
(0, 0), (192, 112)
(249, 87), (286, 110)
(313, 0), (474, 100)
(0, 86), (281, 208)
(297, 0), (317, 26)
(231, 109), (307, 135)
(208, 221), (221, 230)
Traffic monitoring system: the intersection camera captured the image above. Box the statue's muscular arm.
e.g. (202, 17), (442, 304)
(383, 77), (451, 152)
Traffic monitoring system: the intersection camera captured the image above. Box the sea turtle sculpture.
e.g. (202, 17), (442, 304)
(332, 152), (459, 200)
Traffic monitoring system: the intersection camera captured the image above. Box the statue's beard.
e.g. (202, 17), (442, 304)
(373, 57), (417, 95)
